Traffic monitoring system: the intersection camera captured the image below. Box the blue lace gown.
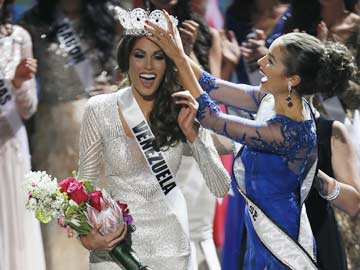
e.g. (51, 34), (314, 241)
(197, 72), (317, 269)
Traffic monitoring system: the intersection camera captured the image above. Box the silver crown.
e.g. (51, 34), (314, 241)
(109, 7), (178, 36)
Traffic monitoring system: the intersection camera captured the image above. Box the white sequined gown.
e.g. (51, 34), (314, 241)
(78, 89), (230, 270)
(0, 25), (45, 270)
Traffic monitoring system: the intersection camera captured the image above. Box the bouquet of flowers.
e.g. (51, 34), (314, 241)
(23, 171), (148, 270)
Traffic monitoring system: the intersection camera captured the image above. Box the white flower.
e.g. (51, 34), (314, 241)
(53, 197), (65, 210)
(23, 170), (69, 222)
(28, 198), (38, 209)
(23, 171), (58, 201)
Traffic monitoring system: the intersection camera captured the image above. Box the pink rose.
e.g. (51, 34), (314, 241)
(89, 191), (103, 212)
(59, 177), (76, 194)
(67, 182), (89, 204)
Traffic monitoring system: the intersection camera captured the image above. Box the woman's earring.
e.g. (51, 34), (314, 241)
(286, 81), (293, 107)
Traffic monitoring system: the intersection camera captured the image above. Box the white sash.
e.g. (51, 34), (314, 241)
(0, 72), (30, 159)
(55, 16), (94, 93)
(232, 94), (318, 270)
(117, 87), (190, 239)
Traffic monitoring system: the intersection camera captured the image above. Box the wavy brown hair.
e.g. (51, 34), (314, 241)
(117, 35), (187, 151)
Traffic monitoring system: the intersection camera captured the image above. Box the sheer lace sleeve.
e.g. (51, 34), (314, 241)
(196, 93), (315, 157)
(183, 128), (231, 197)
(199, 71), (267, 113)
(78, 99), (103, 184)
(11, 26), (37, 119)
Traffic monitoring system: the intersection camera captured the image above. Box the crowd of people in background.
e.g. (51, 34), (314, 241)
(0, 0), (359, 269)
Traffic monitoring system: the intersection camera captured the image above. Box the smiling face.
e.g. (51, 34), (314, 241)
(257, 38), (290, 96)
(128, 37), (167, 100)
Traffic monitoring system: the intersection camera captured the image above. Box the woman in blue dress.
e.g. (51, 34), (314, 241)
(145, 11), (357, 270)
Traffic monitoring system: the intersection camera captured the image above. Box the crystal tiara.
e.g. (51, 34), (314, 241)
(108, 6), (178, 36)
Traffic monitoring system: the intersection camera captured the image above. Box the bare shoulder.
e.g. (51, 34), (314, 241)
(350, 12), (360, 23)
(346, 12), (360, 27)
(331, 120), (351, 144)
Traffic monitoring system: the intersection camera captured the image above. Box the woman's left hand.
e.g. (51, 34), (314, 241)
(145, 10), (187, 64)
(12, 58), (37, 88)
(173, 90), (199, 143)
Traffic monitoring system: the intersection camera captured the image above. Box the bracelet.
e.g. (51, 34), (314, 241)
(319, 178), (341, 201)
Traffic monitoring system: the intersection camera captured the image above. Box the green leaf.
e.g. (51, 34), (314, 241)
(67, 221), (91, 234)
(65, 205), (80, 218)
(81, 179), (94, 193)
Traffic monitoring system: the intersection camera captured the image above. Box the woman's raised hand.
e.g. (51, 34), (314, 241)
(240, 29), (267, 62)
(80, 223), (127, 251)
(12, 57), (37, 88)
(220, 30), (241, 65)
(173, 90), (199, 143)
(145, 10), (186, 64)
(146, 10), (204, 99)
(179, 20), (199, 56)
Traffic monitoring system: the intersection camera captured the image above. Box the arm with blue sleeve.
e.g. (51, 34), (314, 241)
(174, 53), (301, 156)
(198, 70), (266, 114)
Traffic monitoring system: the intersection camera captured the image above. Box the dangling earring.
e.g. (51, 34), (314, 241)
(286, 81), (293, 107)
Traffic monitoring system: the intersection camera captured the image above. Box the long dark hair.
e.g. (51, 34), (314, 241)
(117, 35), (186, 151)
(142, 0), (212, 72)
(21, 0), (120, 66)
(0, 0), (14, 24)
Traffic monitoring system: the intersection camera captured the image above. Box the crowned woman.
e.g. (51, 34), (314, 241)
(77, 8), (230, 270)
